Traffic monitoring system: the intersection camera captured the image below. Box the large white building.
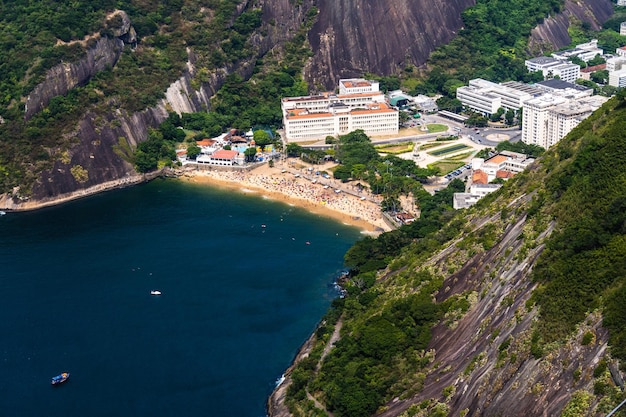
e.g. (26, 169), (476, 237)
(522, 94), (608, 148)
(525, 57), (581, 83)
(552, 39), (603, 62)
(609, 69), (626, 88)
(607, 48), (626, 88)
(282, 79), (398, 141)
(456, 78), (541, 115)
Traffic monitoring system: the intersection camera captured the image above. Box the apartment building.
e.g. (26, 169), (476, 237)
(282, 79), (398, 141)
(522, 94), (608, 148)
(609, 69), (626, 88)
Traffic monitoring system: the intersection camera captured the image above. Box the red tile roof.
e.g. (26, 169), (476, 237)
(581, 63), (606, 73)
(196, 139), (216, 147)
(496, 170), (516, 179)
(211, 150), (239, 159)
(472, 169), (488, 184)
(485, 155), (508, 165)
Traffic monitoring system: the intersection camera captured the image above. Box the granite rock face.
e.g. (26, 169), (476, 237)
(528, 0), (614, 55)
(305, 0), (476, 89)
(21, 1), (314, 206)
(24, 36), (124, 120)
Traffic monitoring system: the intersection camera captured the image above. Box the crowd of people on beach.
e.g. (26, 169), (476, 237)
(184, 165), (391, 232)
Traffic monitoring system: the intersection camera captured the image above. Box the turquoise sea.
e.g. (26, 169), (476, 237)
(0, 179), (362, 416)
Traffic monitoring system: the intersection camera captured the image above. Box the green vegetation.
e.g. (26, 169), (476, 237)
(524, 91), (626, 361)
(408, 0), (562, 97)
(427, 144), (470, 156)
(426, 124), (448, 133)
(284, 74), (626, 417)
(0, 0), (317, 194)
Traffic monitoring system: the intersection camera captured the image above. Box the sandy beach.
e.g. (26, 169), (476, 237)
(177, 162), (393, 234)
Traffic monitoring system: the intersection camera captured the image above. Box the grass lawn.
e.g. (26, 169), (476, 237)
(429, 160), (465, 174)
(376, 142), (414, 154)
(426, 124), (449, 133)
(427, 143), (470, 156)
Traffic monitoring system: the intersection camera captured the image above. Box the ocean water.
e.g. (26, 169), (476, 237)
(0, 179), (362, 416)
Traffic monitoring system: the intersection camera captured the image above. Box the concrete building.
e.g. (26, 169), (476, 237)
(412, 95), (438, 113)
(282, 79), (398, 141)
(621, 22), (626, 36)
(552, 39), (603, 62)
(522, 94), (608, 148)
(609, 69), (626, 88)
(525, 57), (581, 83)
(456, 78), (540, 115)
(580, 64), (607, 81)
(535, 79), (593, 98)
(197, 149), (240, 166)
(339, 78), (380, 95)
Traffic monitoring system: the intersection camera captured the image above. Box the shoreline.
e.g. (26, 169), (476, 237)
(0, 163), (394, 235)
(178, 163), (393, 235)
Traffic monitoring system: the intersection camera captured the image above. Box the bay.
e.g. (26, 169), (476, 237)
(0, 179), (362, 416)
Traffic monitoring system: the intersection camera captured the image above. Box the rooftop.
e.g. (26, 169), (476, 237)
(537, 79), (591, 92)
(211, 149), (239, 159)
(526, 56), (560, 64)
(485, 155), (508, 165)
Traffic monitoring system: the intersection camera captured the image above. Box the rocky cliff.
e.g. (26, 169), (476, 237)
(528, 0), (614, 55)
(4, 0), (314, 209)
(305, 0), (476, 89)
(23, 10), (136, 121)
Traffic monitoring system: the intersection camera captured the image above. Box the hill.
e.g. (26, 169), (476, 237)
(269, 90), (626, 416)
(0, 0), (614, 209)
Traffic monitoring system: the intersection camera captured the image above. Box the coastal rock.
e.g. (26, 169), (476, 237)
(528, 0), (614, 55)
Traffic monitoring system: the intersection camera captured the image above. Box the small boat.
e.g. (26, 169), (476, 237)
(150, 290), (162, 295)
(51, 372), (70, 385)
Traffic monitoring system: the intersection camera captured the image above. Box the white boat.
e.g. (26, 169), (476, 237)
(150, 290), (162, 295)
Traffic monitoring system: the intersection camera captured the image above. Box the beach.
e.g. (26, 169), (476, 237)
(178, 162), (393, 234)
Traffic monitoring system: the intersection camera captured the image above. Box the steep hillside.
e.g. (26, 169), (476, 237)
(529, 0), (614, 55)
(305, 0), (475, 90)
(269, 91), (626, 416)
(0, 0), (615, 209)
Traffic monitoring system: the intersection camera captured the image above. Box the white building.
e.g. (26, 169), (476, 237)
(412, 95), (438, 113)
(522, 94), (608, 148)
(453, 184), (502, 209)
(197, 149), (240, 166)
(525, 57), (581, 83)
(535, 79), (593, 98)
(282, 79), (398, 141)
(552, 39), (603, 62)
(621, 22), (626, 36)
(456, 79), (540, 115)
(339, 78), (380, 95)
(609, 69), (626, 88)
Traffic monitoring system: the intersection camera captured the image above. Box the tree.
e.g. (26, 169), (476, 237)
(490, 107), (505, 122)
(286, 143), (304, 157)
(186, 143), (201, 160)
(505, 108), (516, 125)
(253, 130), (273, 151)
(244, 147), (257, 162)
(590, 70), (608, 85)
